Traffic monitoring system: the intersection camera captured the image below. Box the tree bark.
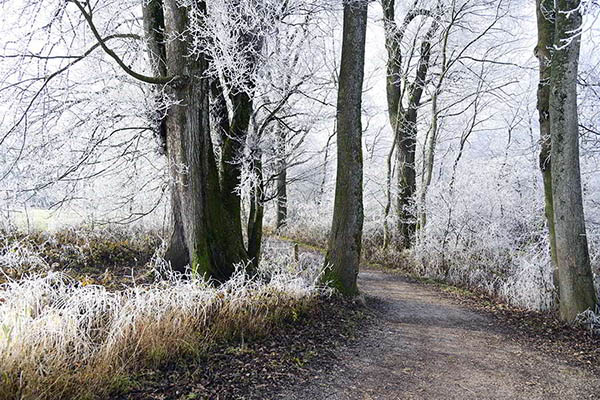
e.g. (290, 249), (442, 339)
(247, 152), (264, 268)
(395, 19), (438, 249)
(158, 1), (248, 280)
(382, 0), (402, 131)
(142, 0), (168, 153)
(419, 18), (449, 231)
(323, 0), (367, 296)
(382, 0), (437, 250)
(535, 0), (558, 287)
(275, 125), (288, 230)
(549, 0), (598, 321)
(219, 90), (251, 244)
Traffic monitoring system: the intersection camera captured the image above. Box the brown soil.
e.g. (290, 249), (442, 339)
(118, 296), (371, 400)
(280, 270), (600, 400)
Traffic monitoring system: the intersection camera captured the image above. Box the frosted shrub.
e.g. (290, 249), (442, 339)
(278, 201), (331, 246)
(0, 236), (49, 279)
(0, 245), (327, 400)
(412, 160), (558, 310)
(499, 254), (555, 311)
(576, 307), (600, 336)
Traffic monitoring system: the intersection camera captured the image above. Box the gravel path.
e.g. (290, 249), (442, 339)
(280, 269), (600, 400)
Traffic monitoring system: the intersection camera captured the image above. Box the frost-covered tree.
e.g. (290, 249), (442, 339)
(0, 0), (324, 280)
(540, 0), (598, 320)
(323, 0), (368, 295)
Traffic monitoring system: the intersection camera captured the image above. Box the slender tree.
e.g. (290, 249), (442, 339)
(275, 124), (289, 229)
(381, 0), (438, 250)
(323, 0), (368, 295)
(548, 0), (598, 321)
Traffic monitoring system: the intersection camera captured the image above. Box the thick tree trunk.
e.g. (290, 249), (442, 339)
(219, 91), (251, 244)
(549, 0), (598, 321)
(158, 1), (247, 280)
(323, 0), (367, 296)
(535, 0), (558, 287)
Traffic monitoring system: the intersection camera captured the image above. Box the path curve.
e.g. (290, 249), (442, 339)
(281, 269), (599, 399)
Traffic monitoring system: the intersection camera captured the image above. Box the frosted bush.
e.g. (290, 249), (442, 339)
(499, 255), (555, 311)
(0, 236), (49, 278)
(576, 307), (600, 336)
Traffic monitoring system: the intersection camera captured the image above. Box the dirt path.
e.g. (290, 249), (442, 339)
(280, 269), (600, 400)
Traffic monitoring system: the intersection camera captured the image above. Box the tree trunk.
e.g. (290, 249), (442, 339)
(395, 110), (417, 248)
(382, 0), (402, 132)
(275, 125), (288, 230)
(219, 90), (251, 243)
(535, 0), (558, 287)
(323, 0), (367, 296)
(247, 152), (264, 269)
(382, 135), (396, 249)
(395, 21), (437, 249)
(158, 1), (248, 280)
(382, 1), (437, 250)
(142, 0), (168, 153)
(418, 88), (438, 230)
(549, 0), (598, 321)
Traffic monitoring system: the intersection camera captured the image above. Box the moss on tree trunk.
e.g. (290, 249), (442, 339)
(323, 0), (368, 296)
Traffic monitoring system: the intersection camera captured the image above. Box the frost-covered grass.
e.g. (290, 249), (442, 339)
(0, 227), (161, 284)
(0, 235), (327, 400)
(273, 187), (599, 313)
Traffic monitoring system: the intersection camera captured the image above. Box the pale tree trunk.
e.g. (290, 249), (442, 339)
(535, 0), (558, 287)
(382, 136), (396, 249)
(147, 1), (248, 280)
(549, 0), (598, 321)
(319, 131), (336, 204)
(323, 0), (367, 296)
(418, 89), (437, 230)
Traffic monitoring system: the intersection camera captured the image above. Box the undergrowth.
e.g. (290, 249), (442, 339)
(0, 232), (328, 400)
(274, 197), (599, 314)
(0, 227), (159, 283)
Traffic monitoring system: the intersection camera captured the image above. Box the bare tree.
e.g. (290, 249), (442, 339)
(534, 0), (559, 287)
(381, 0), (439, 250)
(547, 0), (598, 320)
(142, 1), (248, 279)
(323, 0), (368, 295)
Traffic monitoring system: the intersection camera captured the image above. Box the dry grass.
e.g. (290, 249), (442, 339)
(0, 238), (327, 400)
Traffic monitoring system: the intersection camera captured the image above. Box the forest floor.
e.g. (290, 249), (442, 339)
(9, 231), (598, 399)
(279, 268), (600, 399)
(119, 254), (600, 399)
